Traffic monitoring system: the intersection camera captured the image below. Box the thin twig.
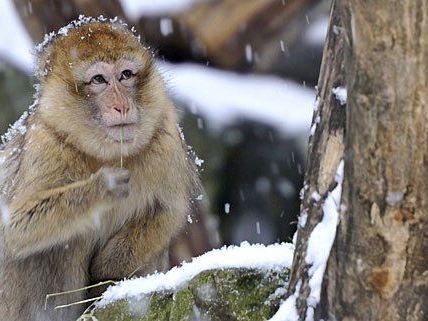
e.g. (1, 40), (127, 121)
(44, 280), (116, 310)
(54, 297), (102, 310)
(120, 111), (124, 168)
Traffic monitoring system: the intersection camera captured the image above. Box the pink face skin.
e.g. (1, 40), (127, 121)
(84, 60), (142, 143)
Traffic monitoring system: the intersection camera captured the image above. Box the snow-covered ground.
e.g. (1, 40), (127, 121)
(99, 241), (294, 306)
(120, 0), (203, 20)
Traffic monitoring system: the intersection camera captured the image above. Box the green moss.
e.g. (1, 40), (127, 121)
(91, 268), (289, 321)
(94, 300), (140, 321)
(169, 288), (195, 321)
(141, 293), (173, 321)
(188, 269), (288, 321)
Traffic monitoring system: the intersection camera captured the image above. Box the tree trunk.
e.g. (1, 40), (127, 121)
(324, 1), (428, 320)
(285, 0), (346, 319)
(287, 0), (428, 320)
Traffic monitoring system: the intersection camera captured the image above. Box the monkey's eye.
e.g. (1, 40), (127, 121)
(91, 74), (107, 84)
(120, 69), (134, 81)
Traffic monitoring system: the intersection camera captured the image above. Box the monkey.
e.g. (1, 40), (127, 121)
(0, 17), (200, 321)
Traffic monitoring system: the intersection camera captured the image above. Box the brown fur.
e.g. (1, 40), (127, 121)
(0, 21), (199, 321)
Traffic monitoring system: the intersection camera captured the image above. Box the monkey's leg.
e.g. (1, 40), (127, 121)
(89, 211), (185, 296)
(4, 168), (129, 258)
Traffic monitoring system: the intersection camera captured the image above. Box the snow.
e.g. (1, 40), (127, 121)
(245, 44), (253, 62)
(386, 191), (403, 206)
(224, 203), (230, 214)
(298, 210), (308, 228)
(311, 191), (321, 202)
(160, 62), (314, 136)
(120, 0), (202, 20)
(305, 160), (344, 321)
(98, 241), (294, 306)
(160, 18), (173, 36)
(1, 85), (40, 148)
(0, 200), (10, 225)
(332, 86), (347, 106)
(268, 160), (344, 321)
(0, 0), (34, 72)
(268, 281), (300, 321)
(194, 156), (204, 167)
(280, 40), (286, 53)
(304, 17), (329, 46)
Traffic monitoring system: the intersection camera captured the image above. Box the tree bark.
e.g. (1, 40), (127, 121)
(324, 1), (428, 320)
(287, 0), (428, 320)
(285, 0), (346, 319)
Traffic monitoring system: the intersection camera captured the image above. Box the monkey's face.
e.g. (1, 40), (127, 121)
(83, 59), (141, 143)
(38, 23), (170, 161)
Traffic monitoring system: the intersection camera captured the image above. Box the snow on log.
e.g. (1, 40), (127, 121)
(88, 242), (293, 320)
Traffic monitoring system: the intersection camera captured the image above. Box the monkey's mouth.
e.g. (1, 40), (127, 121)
(105, 124), (137, 142)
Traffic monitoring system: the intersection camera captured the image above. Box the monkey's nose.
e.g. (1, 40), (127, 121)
(113, 104), (129, 115)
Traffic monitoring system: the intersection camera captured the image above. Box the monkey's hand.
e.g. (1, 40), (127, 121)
(95, 167), (131, 200)
(4, 168), (130, 258)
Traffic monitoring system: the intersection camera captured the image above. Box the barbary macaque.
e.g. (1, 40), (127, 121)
(0, 17), (200, 321)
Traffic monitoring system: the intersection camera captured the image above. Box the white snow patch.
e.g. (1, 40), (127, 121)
(1, 85), (40, 146)
(269, 161), (344, 321)
(176, 124), (186, 142)
(98, 242), (294, 306)
(0, 200), (10, 225)
(160, 62), (314, 136)
(268, 282), (300, 321)
(280, 40), (285, 53)
(305, 160), (344, 321)
(245, 44), (253, 62)
(120, 0), (202, 20)
(298, 210), (308, 228)
(313, 96), (320, 112)
(332, 86), (347, 106)
(194, 156), (204, 167)
(311, 191), (321, 202)
(256, 221), (261, 235)
(224, 203), (230, 214)
(304, 16), (329, 46)
(160, 18), (173, 36)
(386, 191), (403, 206)
(0, 0), (34, 71)
(310, 123), (317, 136)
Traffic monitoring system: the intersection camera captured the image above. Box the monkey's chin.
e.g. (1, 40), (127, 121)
(105, 125), (137, 143)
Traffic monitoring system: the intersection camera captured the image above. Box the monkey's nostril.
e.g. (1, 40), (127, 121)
(114, 107), (122, 113)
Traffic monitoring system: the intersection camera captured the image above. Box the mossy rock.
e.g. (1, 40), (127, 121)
(92, 268), (289, 321)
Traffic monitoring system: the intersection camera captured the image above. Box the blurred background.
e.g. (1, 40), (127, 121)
(0, 0), (330, 265)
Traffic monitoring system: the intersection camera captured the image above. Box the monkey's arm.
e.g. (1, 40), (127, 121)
(4, 168), (129, 258)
